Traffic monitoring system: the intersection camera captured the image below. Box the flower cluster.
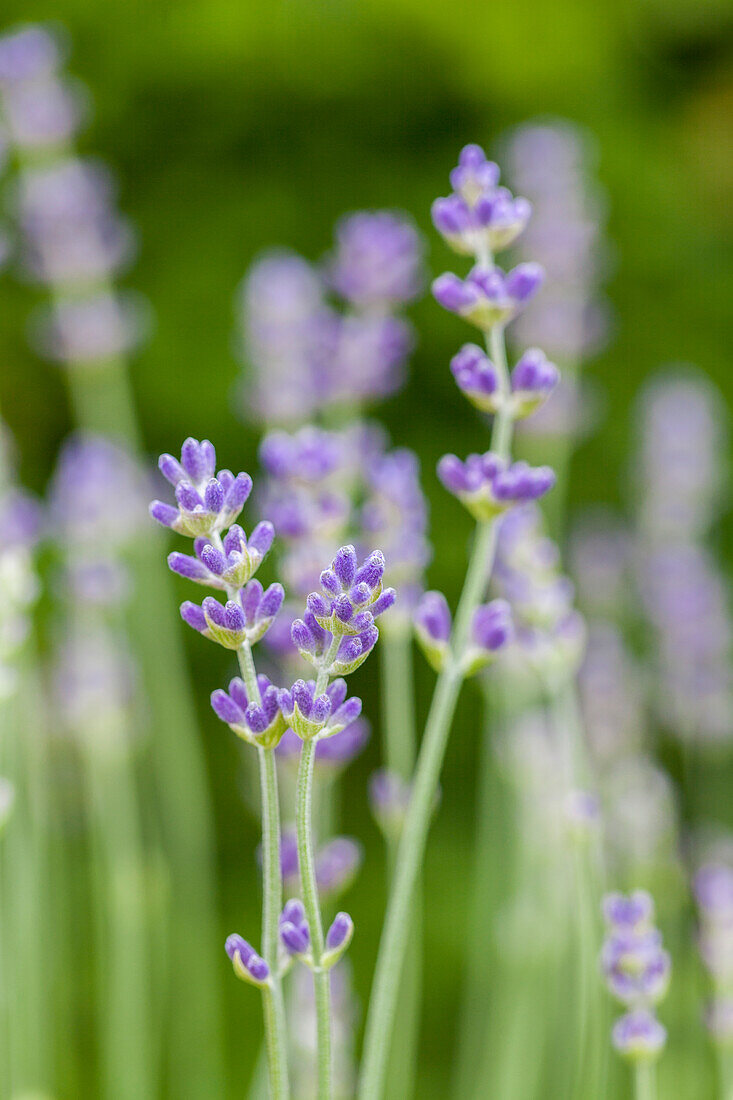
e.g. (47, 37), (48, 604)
(694, 862), (733, 1045)
(279, 899), (353, 970)
(237, 211), (424, 423)
(451, 344), (559, 418)
(504, 121), (610, 441)
(290, 545), (394, 677)
(0, 26), (147, 366)
(277, 833), (363, 900)
(0, 424), (43, 706)
(635, 374), (732, 746)
(438, 453), (555, 521)
(414, 590), (512, 675)
(493, 504), (586, 682)
(150, 439), (284, 750)
(601, 891), (670, 1062)
(433, 264), (544, 332)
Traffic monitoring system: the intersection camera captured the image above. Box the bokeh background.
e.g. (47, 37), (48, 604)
(0, 0), (731, 1097)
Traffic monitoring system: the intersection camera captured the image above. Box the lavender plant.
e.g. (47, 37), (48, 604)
(239, 214), (429, 1097)
(152, 436), (395, 1097)
(601, 891), (670, 1100)
(0, 26), (225, 1096)
(358, 143), (554, 1098)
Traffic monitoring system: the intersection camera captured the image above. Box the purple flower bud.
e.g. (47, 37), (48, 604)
(451, 343), (499, 411)
(280, 920), (311, 956)
(159, 453), (185, 485)
(316, 837), (362, 896)
(225, 934), (269, 984)
(601, 929), (670, 1006)
(439, 451), (555, 520)
(328, 211), (424, 308)
(326, 912), (353, 951)
(612, 1009), (666, 1061)
(433, 262), (543, 331)
(150, 501), (179, 528)
(180, 601), (207, 633)
(333, 545), (358, 587)
(181, 437), (216, 483)
(472, 599), (513, 651)
(415, 591), (452, 644)
(211, 689), (245, 726)
(505, 262), (544, 302)
(603, 891), (655, 931)
(225, 933), (252, 965)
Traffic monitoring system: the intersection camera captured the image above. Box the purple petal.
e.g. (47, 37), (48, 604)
(150, 500), (179, 528)
(180, 602), (207, 632)
(325, 912), (353, 951)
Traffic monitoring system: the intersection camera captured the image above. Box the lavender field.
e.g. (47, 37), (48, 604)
(0, 4), (731, 1098)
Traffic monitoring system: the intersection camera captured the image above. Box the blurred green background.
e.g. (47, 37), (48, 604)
(0, 0), (731, 1095)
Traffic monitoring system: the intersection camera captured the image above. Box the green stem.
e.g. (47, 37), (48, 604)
(237, 644), (290, 1100)
(358, 519), (500, 1100)
(297, 738), (331, 1099)
(359, 306), (515, 1099)
(292, 637), (341, 1100)
(380, 630), (421, 1098)
(634, 1061), (656, 1100)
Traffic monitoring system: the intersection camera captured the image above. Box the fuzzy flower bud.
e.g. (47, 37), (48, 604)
(181, 580), (284, 649)
(612, 1009), (667, 1063)
(462, 599), (513, 675)
(310, 546), (394, 637)
(414, 590), (452, 672)
(279, 678), (362, 742)
(279, 899), (311, 957)
(225, 934), (269, 986)
(150, 438), (252, 538)
(168, 522), (274, 590)
(432, 264), (543, 331)
(432, 188), (531, 257)
(210, 674), (287, 748)
(438, 452), (555, 521)
(600, 892), (670, 1007)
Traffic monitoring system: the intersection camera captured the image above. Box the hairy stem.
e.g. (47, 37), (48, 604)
(297, 737), (331, 1099)
(236, 643), (290, 1100)
(359, 304), (515, 1099)
(380, 630), (421, 1097)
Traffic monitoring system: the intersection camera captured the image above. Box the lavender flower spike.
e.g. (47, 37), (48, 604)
(225, 934), (270, 987)
(309, 545), (395, 637)
(211, 675), (287, 749)
(432, 263), (544, 332)
(150, 437), (252, 538)
(612, 1009), (667, 1062)
(329, 211), (424, 309)
(438, 451), (555, 521)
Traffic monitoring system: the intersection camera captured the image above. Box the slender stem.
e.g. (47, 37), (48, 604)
(359, 304), (517, 1098)
(297, 738), (331, 1099)
(380, 630), (421, 1098)
(236, 644), (290, 1100)
(291, 636), (341, 1100)
(634, 1061), (656, 1100)
(718, 1045), (733, 1100)
(358, 520), (500, 1099)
